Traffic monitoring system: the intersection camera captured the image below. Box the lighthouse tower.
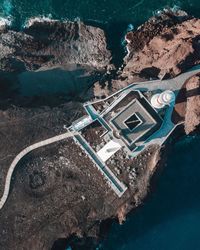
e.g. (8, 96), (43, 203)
(151, 90), (175, 109)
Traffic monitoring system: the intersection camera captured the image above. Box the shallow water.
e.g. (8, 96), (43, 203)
(18, 67), (94, 97)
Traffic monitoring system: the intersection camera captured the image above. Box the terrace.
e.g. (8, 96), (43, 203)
(69, 89), (164, 197)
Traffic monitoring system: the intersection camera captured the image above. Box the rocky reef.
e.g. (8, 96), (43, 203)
(0, 9), (200, 250)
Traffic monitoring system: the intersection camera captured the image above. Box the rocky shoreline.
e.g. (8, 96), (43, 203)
(0, 9), (200, 250)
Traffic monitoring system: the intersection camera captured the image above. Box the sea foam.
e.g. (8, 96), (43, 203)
(24, 15), (80, 29)
(0, 17), (12, 29)
(24, 15), (57, 28)
(153, 4), (181, 17)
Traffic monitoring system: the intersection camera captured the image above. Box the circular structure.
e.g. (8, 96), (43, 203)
(151, 90), (175, 109)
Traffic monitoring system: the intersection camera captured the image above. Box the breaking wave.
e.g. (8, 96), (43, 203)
(0, 17), (12, 28)
(23, 15), (81, 28)
(23, 15), (55, 28)
(152, 4), (182, 16)
(0, 0), (13, 28)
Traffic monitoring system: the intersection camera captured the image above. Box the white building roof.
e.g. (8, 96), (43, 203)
(97, 140), (121, 162)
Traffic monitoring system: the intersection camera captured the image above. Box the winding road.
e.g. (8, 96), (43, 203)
(0, 131), (77, 210)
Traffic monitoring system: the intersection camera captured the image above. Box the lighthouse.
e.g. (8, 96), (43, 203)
(151, 90), (175, 109)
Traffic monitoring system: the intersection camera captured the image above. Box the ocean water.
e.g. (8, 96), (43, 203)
(0, 0), (200, 28)
(0, 0), (200, 249)
(101, 135), (200, 250)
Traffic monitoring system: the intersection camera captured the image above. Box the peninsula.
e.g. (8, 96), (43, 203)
(0, 9), (200, 250)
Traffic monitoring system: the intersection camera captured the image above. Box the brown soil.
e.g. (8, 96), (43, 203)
(172, 74), (200, 133)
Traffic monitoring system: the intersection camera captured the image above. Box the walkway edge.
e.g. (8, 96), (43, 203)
(0, 131), (77, 210)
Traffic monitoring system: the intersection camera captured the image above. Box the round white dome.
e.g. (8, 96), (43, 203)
(151, 90), (175, 109)
(162, 90), (175, 104)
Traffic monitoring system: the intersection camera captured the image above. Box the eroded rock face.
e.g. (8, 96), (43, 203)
(0, 20), (112, 72)
(185, 75), (200, 134)
(123, 10), (200, 80)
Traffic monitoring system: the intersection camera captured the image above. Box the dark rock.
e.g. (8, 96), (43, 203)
(0, 20), (112, 72)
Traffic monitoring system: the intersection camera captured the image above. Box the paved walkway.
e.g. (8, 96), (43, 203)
(127, 65), (200, 95)
(0, 131), (77, 210)
(88, 65), (200, 106)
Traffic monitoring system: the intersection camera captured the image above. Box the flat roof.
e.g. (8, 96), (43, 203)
(82, 90), (163, 152)
(110, 98), (157, 145)
(97, 140), (122, 162)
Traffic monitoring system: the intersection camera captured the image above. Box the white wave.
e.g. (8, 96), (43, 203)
(86, 18), (107, 24)
(152, 4), (182, 17)
(24, 15), (82, 29)
(170, 4), (181, 12)
(24, 14), (58, 28)
(0, 17), (12, 28)
(127, 24), (134, 32)
(163, 5), (181, 13)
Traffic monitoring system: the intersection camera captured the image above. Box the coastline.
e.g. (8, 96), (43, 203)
(101, 131), (200, 250)
(64, 124), (190, 249)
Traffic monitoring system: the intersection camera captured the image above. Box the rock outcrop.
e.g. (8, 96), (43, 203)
(123, 9), (200, 80)
(0, 19), (112, 72)
(94, 9), (200, 98)
(0, 19), (113, 104)
(185, 75), (200, 134)
(172, 73), (200, 134)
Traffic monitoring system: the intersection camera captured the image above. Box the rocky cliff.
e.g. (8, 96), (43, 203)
(123, 9), (200, 79)
(0, 19), (112, 72)
(0, 19), (114, 106)
(173, 74), (200, 134)
(184, 75), (200, 133)
(94, 9), (200, 98)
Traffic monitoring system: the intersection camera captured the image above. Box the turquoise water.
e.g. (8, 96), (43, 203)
(1, 1), (200, 249)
